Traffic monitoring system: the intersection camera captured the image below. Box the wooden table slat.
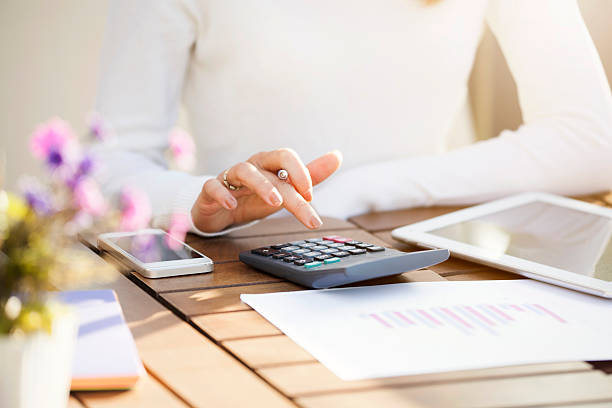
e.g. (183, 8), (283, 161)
(192, 310), (282, 341)
(133, 261), (282, 294)
(162, 282), (302, 316)
(295, 371), (612, 408)
(220, 216), (357, 238)
(74, 373), (188, 408)
(223, 335), (315, 369)
(257, 361), (593, 398)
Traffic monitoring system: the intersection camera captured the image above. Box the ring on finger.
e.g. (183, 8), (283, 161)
(277, 169), (289, 181)
(223, 169), (241, 191)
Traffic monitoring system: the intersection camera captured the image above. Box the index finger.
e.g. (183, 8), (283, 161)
(250, 148), (313, 201)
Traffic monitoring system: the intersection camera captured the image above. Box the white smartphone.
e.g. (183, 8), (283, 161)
(98, 228), (213, 278)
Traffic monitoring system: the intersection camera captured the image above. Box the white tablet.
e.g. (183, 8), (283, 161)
(391, 192), (612, 298)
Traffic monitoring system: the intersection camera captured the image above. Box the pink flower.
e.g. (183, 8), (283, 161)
(73, 178), (107, 216)
(119, 187), (152, 231)
(166, 213), (190, 250)
(169, 127), (196, 171)
(86, 111), (112, 141)
(30, 118), (76, 166)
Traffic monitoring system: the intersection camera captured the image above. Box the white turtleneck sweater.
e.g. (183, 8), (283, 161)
(94, 0), (612, 235)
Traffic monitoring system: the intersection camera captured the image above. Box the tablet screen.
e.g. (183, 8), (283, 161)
(429, 201), (612, 281)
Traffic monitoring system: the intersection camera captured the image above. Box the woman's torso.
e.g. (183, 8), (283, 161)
(183, 0), (489, 174)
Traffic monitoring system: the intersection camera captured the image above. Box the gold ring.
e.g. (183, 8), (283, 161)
(223, 169), (240, 191)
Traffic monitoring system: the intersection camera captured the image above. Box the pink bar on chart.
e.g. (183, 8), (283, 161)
(532, 304), (567, 323)
(440, 307), (473, 329)
(488, 305), (514, 321)
(417, 309), (442, 325)
(370, 313), (393, 328)
(511, 305), (524, 312)
(394, 311), (415, 325)
(464, 305), (496, 326)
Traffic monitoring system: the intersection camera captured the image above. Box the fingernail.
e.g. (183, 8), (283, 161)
(270, 190), (283, 206)
(310, 214), (322, 229)
(305, 188), (313, 202)
(225, 196), (237, 209)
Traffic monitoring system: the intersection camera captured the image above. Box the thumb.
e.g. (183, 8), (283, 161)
(306, 150), (343, 186)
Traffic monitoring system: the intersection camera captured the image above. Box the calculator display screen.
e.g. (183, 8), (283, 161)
(110, 233), (202, 263)
(429, 201), (612, 281)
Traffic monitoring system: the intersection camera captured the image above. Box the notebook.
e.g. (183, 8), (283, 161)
(57, 290), (145, 390)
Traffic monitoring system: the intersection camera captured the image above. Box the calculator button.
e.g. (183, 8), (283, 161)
(349, 248), (367, 255)
(323, 235), (340, 241)
(332, 251), (350, 257)
(314, 254), (332, 261)
(283, 256), (299, 262)
(311, 245), (328, 251)
(282, 246), (301, 252)
(366, 246), (385, 252)
(299, 242), (317, 248)
(321, 240), (335, 245)
(290, 240), (306, 245)
(324, 257), (341, 264)
(304, 261), (322, 269)
(331, 237), (351, 243)
(356, 243), (373, 248)
(304, 251), (322, 257)
(272, 252), (290, 259)
(346, 241), (361, 245)
(320, 248), (337, 254)
(306, 238), (323, 243)
(326, 243), (344, 248)
(337, 245), (355, 251)
(292, 249), (309, 255)
(294, 259), (307, 266)
(271, 243), (290, 249)
(252, 248), (276, 256)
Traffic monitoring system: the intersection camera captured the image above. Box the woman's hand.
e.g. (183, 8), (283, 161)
(191, 149), (342, 233)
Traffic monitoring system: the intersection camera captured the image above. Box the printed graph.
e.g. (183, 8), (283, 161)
(362, 303), (567, 336)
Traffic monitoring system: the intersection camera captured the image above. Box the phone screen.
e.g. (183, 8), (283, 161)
(110, 233), (203, 263)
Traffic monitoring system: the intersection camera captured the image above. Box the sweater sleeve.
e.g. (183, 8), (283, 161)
(313, 0), (612, 219)
(92, 0), (255, 236)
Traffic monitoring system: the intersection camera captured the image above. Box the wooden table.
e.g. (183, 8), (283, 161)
(69, 202), (612, 408)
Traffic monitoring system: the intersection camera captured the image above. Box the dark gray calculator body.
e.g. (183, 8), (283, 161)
(239, 235), (449, 288)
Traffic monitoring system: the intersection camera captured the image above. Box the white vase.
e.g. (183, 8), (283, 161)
(0, 311), (77, 408)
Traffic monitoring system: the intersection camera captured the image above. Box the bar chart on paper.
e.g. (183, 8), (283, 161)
(363, 303), (567, 336)
(242, 280), (612, 380)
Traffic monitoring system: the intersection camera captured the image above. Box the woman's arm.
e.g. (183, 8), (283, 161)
(314, 0), (612, 218)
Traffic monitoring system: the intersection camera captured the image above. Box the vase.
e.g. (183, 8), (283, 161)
(0, 310), (77, 408)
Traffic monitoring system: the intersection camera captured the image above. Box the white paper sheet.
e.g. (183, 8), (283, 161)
(241, 280), (612, 380)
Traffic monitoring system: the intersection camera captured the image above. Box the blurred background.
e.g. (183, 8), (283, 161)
(1, 0), (611, 191)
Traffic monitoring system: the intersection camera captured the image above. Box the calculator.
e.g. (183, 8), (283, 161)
(239, 235), (450, 288)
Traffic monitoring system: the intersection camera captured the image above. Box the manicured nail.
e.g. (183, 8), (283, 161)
(310, 214), (322, 229)
(225, 196), (237, 209)
(270, 190), (283, 206)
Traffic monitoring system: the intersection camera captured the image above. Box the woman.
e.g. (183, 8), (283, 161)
(94, 0), (612, 236)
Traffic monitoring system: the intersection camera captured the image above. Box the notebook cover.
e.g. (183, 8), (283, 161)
(56, 290), (145, 390)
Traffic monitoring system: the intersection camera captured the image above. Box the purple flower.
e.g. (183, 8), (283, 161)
(169, 127), (196, 171)
(86, 111), (112, 141)
(19, 177), (55, 215)
(30, 118), (76, 166)
(119, 187), (152, 231)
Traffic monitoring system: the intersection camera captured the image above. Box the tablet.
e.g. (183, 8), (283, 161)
(391, 193), (612, 298)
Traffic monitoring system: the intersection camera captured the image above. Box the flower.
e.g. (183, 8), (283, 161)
(73, 178), (107, 216)
(166, 213), (190, 250)
(119, 187), (152, 231)
(86, 111), (112, 141)
(19, 177), (55, 215)
(29, 118), (76, 167)
(169, 127), (196, 171)
(65, 154), (97, 191)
